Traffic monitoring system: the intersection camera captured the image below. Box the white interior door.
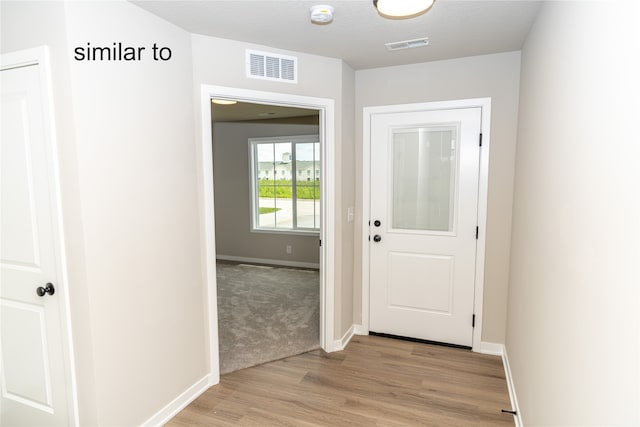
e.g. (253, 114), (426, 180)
(369, 107), (481, 347)
(1, 52), (75, 426)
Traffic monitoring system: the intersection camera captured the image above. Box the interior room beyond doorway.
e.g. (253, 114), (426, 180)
(211, 100), (322, 373)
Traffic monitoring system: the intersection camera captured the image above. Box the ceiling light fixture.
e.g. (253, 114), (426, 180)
(310, 5), (334, 25)
(373, 0), (435, 19)
(211, 99), (237, 105)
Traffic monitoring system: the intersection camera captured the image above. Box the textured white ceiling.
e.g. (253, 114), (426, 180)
(131, 0), (542, 70)
(211, 101), (319, 122)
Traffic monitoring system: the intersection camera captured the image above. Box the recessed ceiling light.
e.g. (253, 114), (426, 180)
(258, 112), (277, 117)
(374, 0), (435, 19)
(211, 99), (237, 105)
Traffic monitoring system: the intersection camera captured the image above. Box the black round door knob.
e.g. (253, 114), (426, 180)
(374, 220), (381, 227)
(36, 283), (55, 297)
(373, 235), (382, 242)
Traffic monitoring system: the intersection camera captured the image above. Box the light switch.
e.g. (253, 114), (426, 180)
(347, 207), (354, 223)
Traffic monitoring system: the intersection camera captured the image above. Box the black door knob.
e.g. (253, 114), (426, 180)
(373, 235), (382, 242)
(374, 220), (381, 227)
(36, 283), (55, 297)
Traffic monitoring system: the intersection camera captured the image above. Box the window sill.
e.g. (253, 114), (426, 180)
(250, 228), (320, 237)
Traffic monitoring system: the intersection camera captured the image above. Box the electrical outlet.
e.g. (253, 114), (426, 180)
(286, 245), (292, 254)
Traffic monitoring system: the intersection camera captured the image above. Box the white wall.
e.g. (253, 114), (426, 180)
(212, 122), (320, 264)
(3, 1), (208, 424)
(355, 52), (521, 344)
(506, 1), (640, 424)
(63, 1), (206, 425)
(1, 1), (99, 423)
(340, 61), (356, 339)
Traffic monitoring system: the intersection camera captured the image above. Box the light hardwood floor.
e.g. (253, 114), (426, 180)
(168, 335), (515, 426)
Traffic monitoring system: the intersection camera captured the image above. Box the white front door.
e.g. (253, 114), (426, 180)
(369, 107), (481, 347)
(1, 51), (75, 426)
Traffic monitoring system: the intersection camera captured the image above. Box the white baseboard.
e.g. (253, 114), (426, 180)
(332, 324), (368, 351)
(216, 254), (319, 269)
(333, 324), (356, 351)
(353, 324), (368, 336)
(478, 342), (522, 425)
(479, 341), (504, 356)
(141, 374), (211, 427)
(502, 346), (523, 427)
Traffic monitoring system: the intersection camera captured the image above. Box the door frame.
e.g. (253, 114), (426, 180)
(198, 85), (335, 385)
(1, 46), (79, 424)
(361, 98), (491, 352)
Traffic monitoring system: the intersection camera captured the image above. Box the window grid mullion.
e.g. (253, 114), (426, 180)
(255, 143), (260, 229)
(272, 143), (277, 228)
(291, 142), (298, 230)
(314, 143), (318, 229)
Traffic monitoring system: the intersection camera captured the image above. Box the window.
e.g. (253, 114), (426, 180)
(250, 135), (320, 233)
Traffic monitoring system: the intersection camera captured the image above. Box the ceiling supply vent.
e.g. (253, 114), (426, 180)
(246, 50), (298, 84)
(385, 37), (430, 51)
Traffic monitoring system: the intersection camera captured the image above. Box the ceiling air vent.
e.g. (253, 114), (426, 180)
(385, 37), (430, 51)
(246, 50), (298, 84)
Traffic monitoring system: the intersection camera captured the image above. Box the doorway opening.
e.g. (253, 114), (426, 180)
(199, 85), (336, 385)
(210, 101), (321, 373)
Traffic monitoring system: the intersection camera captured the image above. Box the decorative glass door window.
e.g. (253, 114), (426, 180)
(391, 125), (458, 233)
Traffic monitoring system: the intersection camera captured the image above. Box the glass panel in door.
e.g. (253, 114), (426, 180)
(391, 125), (458, 232)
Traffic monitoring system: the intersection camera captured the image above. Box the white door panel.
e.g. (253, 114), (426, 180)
(387, 252), (454, 314)
(1, 54), (74, 426)
(1, 301), (54, 412)
(369, 108), (481, 347)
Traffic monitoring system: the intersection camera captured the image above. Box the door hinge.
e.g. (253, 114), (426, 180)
(319, 239), (322, 247)
(475, 226), (479, 239)
(472, 314), (476, 328)
(479, 133), (483, 147)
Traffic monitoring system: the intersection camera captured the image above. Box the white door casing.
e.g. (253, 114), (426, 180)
(198, 85), (336, 386)
(362, 99), (491, 351)
(1, 47), (78, 426)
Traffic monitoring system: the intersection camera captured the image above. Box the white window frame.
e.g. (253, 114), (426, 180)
(249, 134), (320, 235)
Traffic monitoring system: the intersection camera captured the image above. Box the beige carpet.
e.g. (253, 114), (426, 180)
(216, 261), (320, 374)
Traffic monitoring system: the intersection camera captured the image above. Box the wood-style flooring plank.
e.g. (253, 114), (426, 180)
(167, 335), (514, 426)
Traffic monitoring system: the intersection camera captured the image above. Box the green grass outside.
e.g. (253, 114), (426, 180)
(259, 207), (281, 214)
(258, 180), (320, 200)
